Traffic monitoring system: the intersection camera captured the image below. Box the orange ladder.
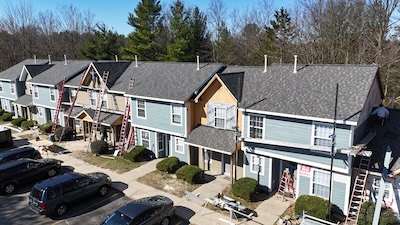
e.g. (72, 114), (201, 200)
(277, 169), (296, 201)
(51, 77), (65, 135)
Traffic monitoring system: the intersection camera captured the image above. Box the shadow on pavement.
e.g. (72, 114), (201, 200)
(111, 181), (128, 192)
(175, 206), (195, 221)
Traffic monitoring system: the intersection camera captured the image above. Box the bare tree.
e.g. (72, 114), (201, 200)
(208, 0), (227, 62)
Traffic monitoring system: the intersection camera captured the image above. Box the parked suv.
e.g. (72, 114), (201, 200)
(29, 172), (112, 216)
(0, 146), (41, 164)
(0, 158), (62, 194)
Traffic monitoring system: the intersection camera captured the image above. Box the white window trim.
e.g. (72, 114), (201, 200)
(70, 89), (77, 102)
(136, 99), (146, 119)
(372, 177), (392, 202)
(141, 130), (150, 148)
(49, 88), (56, 102)
(310, 168), (331, 200)
(38, 107), (43, 117)
(204, 149), (212, 163)
(33, 86), (39, 99)
(10, 81), (16, 94)
(89, 90), (97, 108)
(101, 92), (108, 109)
(311, 122), (333, 150)
(247, 114), (265, 139)
(214, 107), (226, 129)
(175, 137), (184, 154)
(0, 82), (3, 93)
(171, 104), (182, 125)
(249, 154), (265, 176)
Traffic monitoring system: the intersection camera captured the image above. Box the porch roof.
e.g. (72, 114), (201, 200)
(75, 108), (122, 126)
(13, 95), (32, 106)
(185, 125), (236, 155)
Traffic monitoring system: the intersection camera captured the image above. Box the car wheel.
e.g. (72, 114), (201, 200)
(47, 168), (57, 177)
(160, 217), (170, 225)
(3, 183), (16, 194)
(55, 203), (68, 216)
(98, 185), (109, 196)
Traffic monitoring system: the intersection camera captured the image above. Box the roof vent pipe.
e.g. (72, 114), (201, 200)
(48, 55), (51, 64)
(196, 55), (200, 70)
(293, 55), (298, 74)
(263, 55), (267, 73)
(64, 55), (67, 65)
(34, 55), (37, 64)
(135, 55), (138, 67)
(115, 55), (118, 62)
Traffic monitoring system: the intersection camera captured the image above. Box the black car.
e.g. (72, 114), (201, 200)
(101, 195), (175, 225)
(29, 172), (112, 216)
(0, 146), (41, 164)
(0, 158), (61, 194)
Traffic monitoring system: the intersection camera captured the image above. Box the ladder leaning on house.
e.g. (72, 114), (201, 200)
(117, 79), (135, 153)
(277, 169), (296, 201)
(345, 156), (371, 225)
(51, 77), (66, 135)
(59, 72), (86, 142)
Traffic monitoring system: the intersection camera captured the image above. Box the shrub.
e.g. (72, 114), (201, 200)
(294, 195), (329, 220)
(123, 145), (153, 162)
(0, 112), (14, 121)
(0, 109), (5, 116)
(176, 165), (202, 184)
(156, 157), (180, 173)
(11, 117), (26, 127)
(232, 177), (259, 202)
(39, 121), (53, 134)
(358, 201), (398, 225)
(21, 120), (38, 130)
(54, 127), (74, 141)
(90, 140), (109, 154)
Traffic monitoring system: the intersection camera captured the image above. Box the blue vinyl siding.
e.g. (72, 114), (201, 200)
(0, 80), (18, 100)
(16, 81), (25, 97)
(32, 85), (57, 108)
(171, 136), (187, 162)
(244, 153), (270, 190)
(332, 181), (346, 212)
(298, 174), (310, 196)
(130, 98), (186, 136)
(36, 107), (47, 124)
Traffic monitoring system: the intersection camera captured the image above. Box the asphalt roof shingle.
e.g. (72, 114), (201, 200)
(185, 125), (236, 153)
(0, 59), (48, 80)
(25, 64), (53, 78)
(218, 72), (244, 102)
(13, 95), (33, 106)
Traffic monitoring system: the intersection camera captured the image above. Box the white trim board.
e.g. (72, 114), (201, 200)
(132, 124), (186, 138)
(125, 94), (184, 104)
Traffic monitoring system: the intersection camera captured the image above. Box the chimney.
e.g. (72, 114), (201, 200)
(115, 55), (118, 62)
(48, 55), (51, 64)
(263, 55), (268, 73)
(293, 55), (298, 74)
(64, 55), (67, 65)
(34, 55), (37, 64)
(196, 55), (200, 70)
(135, 55), (138, 67)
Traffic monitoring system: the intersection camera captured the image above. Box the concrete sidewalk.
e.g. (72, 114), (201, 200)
(26, 137), (290, 225)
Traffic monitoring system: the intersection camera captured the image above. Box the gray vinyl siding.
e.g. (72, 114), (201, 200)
(130, 98), (186, 136)
(332, 181), (346, 212)
(0, 80), (18, 100)
(32, 85), (57, 108)
(16, 81), (25, 97)
(170, 136), (187, 162)
(36, 107), (47, 124)
(244, 152), (270, 190)
(298, 174), (310, 196)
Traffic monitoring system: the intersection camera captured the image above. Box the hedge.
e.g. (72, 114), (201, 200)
(90, 140), (109, 154)
(358, 201), (398, 225)
(176, 165), (202, 184)
(156, 157), (180, 173)
(294, 195), (329, 220)
(0, 112), (14, 121)
(21, 120), (37, 130)
(39, 121), (53, 134)
(232, 177), (258, 202)
(122, 145), (151, 162)
(54, 127), (74, 141)
(11, 117), (26, 127)
(0, 109), (5, 116)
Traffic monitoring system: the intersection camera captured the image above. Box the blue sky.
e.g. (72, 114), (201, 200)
(1, 0), (295, 36)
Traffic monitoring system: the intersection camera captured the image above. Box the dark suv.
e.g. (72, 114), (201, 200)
(0, 158), (62, 194)
(29, 172), (112, 216)
(0, 146), (41, 164)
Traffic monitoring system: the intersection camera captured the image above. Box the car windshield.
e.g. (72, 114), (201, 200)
(30, 187), (43, 200)
(102, 211), (132, 225)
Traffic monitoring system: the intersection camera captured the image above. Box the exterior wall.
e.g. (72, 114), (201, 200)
(0, 80), (18, 100)
(0, 98), (12, 112)
(169, 136), (188, 162)
(106, 94), (125, 112)
(36, 106), (48, 124)
(243, 152), (271, 189)
(32, 85), (57, 108)
(357, 76), (382, 127)
(130, 98), (186, 137)
(76, 90), (90, 107)
(16, 81), (25, 97)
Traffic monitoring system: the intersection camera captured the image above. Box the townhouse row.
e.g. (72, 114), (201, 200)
(0, 57), (394, 217)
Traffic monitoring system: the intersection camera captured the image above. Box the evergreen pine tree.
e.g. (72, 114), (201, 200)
(189, 7), (212, 62)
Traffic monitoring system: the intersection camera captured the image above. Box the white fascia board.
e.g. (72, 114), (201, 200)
(239, 108), (358, 126)
(132, 124), (186, 138)
(0, 78), (17, 82)
(26, 82), (55, 88)
(33, 103), (56, 110)
(124, 94), (184, 104)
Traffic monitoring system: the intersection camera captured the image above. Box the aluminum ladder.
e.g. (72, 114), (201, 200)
(51, 77), (65, 135)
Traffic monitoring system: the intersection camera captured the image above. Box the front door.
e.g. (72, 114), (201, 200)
(157, 133), (168, 158)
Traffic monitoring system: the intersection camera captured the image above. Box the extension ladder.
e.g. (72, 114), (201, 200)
(117, 98), (130, 153)
(51, 77), (65, 135)
(277, 169), (296, 201)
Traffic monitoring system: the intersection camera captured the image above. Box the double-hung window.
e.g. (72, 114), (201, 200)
(313, 123), (333, 147)
(249, 115), (263, 139)
(372, 178), (391, 201)
(50, 88), (56, 102)
(89, 91), (97, 108)
(175, 138), (184, 153)
(171, 105), (182, 125)
(250, 155), (264, 175)
(214, 107), (226, 129)
(10, 81), (15, 94)
(312, 170), (330, 199)
(70, 89), (77, 102)
(38, 107), (43, 117)
(33, 86), (39, 98)
(101, 93), (108, 109)
(137, 99), (146, 118)
(141, 130), (150, 148)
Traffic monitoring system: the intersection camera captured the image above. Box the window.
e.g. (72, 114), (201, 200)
(38, 107), (43, 117)
(70, 89), (77, 101)
(50, 88), (56, 102)
(137, 99), (146, 118)
(214, 107), (226, 128)
(171, 105), (182, 125)
(10, 81), (15, 94)
(89, 90), (97, 108)
(372, 178), (391, 200)
(101, 93), (108, 109)
(250, 155), (264, 175)
(313, 123), (333, 147)
(29, 84), (33, 95)
(33, 86), (39, 98)
(0, 82), (3, 92)
(2, 99), (9, 111)
(175, 138), (184, 154)
(249, 115), (263, 139)
(141, 130), (150, 148)
(312, 170), (330, 199)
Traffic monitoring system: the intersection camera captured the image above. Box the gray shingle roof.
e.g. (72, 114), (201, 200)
(224, 64), (378, 122)
(78, 108), (122, 126)
(0, 59), (48, 80)
(28, 60), (91, 86)
(185, 125), (236, 154)
(25, 64), (53, 78)
(121, 62), (225, 101)
(218, 72), (244, 102)
(13, 95), (32, 106)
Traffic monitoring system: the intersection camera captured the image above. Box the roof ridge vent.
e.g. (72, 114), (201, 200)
(34, 55), (37, 64)
(135, 55), (138, 67)
(64, 54), (67, 65)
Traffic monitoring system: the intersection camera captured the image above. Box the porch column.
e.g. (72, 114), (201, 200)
(230, 154), (234, 185)
(113, 126), (117, 148)
(201, 148), (205, 170)
(83, 121), (87, 141)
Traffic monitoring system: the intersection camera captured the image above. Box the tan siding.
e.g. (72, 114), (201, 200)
(210, 152), (222, 173)
(76, 91), (90, 106)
